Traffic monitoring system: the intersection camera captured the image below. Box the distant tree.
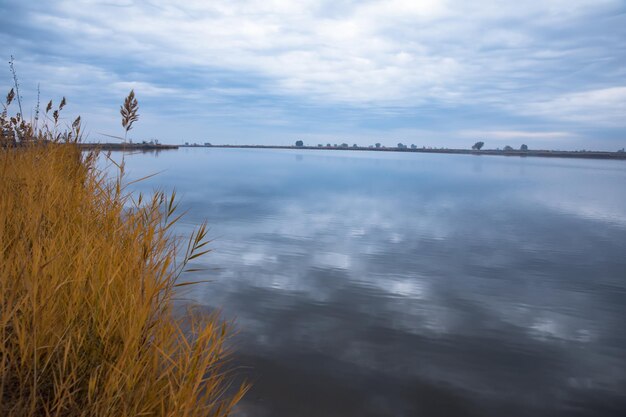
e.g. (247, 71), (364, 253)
(375, 143), (381, 148)
(503, 145), (514, 151)
(472, 141), (484, 150)
(397, 143), (406, 149)
(353, 143), (358, 148)
(411, 144), (417, 149)
(618, 148), (625, 153)
(333, 144), (338, 147)
(295, 140), (304, 147)
(318, 144), (323, 147)
(340, 143), (349, 148)
(520, 144), (528, 151)
(327, 143), (331, 147)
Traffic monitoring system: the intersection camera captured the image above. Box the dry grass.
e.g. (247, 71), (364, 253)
(0, 88), (247, 416)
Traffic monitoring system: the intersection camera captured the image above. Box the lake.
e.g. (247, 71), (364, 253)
(117, 148), (626, 417)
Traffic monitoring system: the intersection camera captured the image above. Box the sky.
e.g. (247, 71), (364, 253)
(1, 0), (625, 150)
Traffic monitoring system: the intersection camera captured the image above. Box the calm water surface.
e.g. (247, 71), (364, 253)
(118, 148), (626, 417)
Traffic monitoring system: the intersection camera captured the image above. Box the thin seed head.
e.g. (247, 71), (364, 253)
(6, 88), (15, 106)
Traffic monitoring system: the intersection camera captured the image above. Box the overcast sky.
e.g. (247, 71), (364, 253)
(1, 0), (625, 149)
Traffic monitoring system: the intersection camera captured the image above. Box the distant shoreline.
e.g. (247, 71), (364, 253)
(79, 143), (178, 150)
(180, 144), (626, 160)
(81, 142), (626, 160)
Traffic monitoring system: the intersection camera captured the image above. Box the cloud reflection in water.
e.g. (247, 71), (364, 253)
(121, 148), (626, 417)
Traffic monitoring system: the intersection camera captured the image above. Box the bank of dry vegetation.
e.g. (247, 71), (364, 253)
(0, 86), (247, 416)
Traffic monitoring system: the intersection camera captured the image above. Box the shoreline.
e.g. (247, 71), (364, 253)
(81, 142), (626, 160)
(181, 144), (626, 160)
(79, 143), (179, 150)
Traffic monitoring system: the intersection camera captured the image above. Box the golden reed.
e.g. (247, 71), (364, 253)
(1, 86), (247, 416)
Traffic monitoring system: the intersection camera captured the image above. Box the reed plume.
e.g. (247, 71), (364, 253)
(120, 89), (139, 142)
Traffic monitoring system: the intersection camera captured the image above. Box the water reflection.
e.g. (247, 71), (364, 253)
(119, 148), (626, 417)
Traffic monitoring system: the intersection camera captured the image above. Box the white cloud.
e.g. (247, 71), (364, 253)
(522, 87), (626, 127)
(460, 130), (574, 140)
(14, 0), (623, 106)
(2, 0), (624, 145)
(111, 81), (180, 97)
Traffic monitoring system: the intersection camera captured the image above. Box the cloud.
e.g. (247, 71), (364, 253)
(111, 81), (180, 97)
(460, 130), (574, 140)
(522, 87), (626, 127)
(1, 0), (625, 147)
